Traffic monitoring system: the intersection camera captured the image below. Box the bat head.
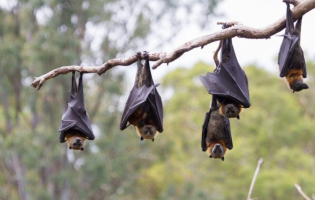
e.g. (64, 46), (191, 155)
(291, 80), (309, 92)
(208, 143), (226, 161)
(136, 125), (157, 141)
(65, 130), (87, 151)
(219, 103), (242, 119)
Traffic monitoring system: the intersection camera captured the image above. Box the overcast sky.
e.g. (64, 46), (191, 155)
(152, 0), (315, 80)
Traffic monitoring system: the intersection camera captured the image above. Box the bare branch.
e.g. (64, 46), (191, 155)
(31, 0), (315, 90)
(247, 158), (264, 200)
(31, 53), (161, 90)
(152, 0), (315, 69)
(294, 184), (312, 200)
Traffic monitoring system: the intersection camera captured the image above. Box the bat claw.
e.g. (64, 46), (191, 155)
(209, 155), (213, 158)
(69, 146), (72, 149)
(81, 147), (84, 151)
(140, 137), (144, 141)
(221, 157), (225, 161)
(151, 138), (154, 142)
(237, 115), (240, 120)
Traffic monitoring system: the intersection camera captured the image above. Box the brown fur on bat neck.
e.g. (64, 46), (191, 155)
(65, 130), (86, 151)
(285, 68), (308, 92)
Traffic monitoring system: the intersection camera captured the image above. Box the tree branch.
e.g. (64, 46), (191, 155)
(294, 184), (312, 200)
(31, 0), (315, 90)
(247, 158), (264, 200)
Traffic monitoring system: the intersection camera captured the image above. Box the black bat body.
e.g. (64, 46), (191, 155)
(201, 96), (232, 161)
(120, 52), (163, 141)
(199, 34), (251, 119)
(59, 72), (94, 150)
(278, 3), (308, 92)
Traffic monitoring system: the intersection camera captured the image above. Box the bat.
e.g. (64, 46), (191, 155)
(199, 35), (251, 119)
(278, 2), (308, 92)
(59, 72), (95, 151)
(201, 96), (233, 161)
(120, 51), (163, 141)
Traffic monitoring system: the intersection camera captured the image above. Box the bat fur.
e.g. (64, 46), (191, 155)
(206, 109), (228, 161)
(217, 97), (242, 119)
(65, 130), (86, 151)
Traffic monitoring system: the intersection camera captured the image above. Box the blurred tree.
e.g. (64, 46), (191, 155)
(0, 0), (222, 199)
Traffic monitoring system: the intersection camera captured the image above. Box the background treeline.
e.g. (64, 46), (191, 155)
(0, 0), (314, 200)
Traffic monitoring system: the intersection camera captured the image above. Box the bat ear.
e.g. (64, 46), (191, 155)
(236, 115), (240, 120)
(209, 155), (213, 158)
(221, 157), (225, 161)
(81, 147), (84, 151)
(140, 137), (144, 141)
(69, 146), (72, 149)
(151, 138), (154, 142)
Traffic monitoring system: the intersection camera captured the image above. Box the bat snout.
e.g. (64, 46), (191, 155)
(71, 137), (83, 148)
(292, 81), (309, 92)
(223, 104), (240, 118)
(143, 125), (156, 135)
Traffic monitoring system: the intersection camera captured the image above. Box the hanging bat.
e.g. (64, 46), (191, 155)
(278, 2), (308, 92)
(201, 96), (233, 161)
(120, 51), (163, 141)
(199, 36), (251, 119)
(59, 72), (95, 151)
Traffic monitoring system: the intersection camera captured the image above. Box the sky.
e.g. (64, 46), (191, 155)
(151, 0), (315, 80)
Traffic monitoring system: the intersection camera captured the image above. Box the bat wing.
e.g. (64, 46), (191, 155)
(278, 33), (304, 77)
(199, 38), (250, 108)
(278, 3), (306, 78)
(222, 115), (233, 150)
(201, 107), (212, 152)
(59, 73), (94, 143)
(120, 83), (163, 132)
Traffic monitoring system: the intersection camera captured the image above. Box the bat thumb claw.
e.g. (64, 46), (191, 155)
(69, 146), (72, 149)
(237, 115), (240, 120)
(140, 137), (144, 141)
(209, 155), (213, 158)
(151, 138), (154, 142)
(81, 147), (84, 151)
(221, 157), (225, 161)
